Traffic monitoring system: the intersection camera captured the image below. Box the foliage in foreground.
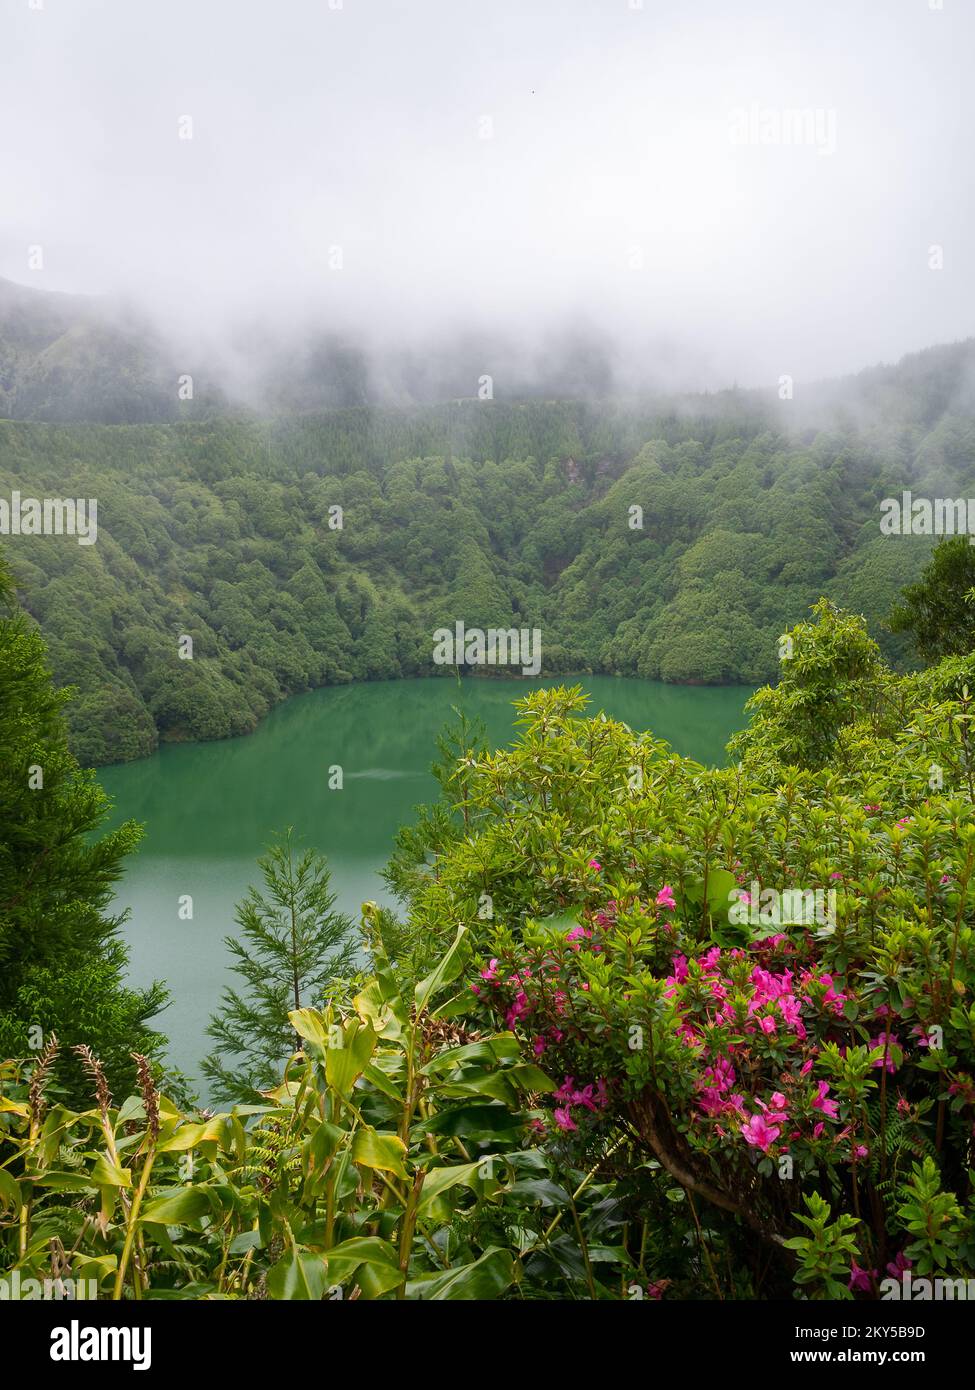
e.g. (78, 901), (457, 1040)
(0, 925), (657, 1300)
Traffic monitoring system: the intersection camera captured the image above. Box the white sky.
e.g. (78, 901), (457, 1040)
(0, 0), (972, 389)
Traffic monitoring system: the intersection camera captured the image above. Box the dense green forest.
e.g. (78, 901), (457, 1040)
(2, 339), (974, 765)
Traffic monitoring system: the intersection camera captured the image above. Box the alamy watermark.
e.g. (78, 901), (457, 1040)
(880, 492), (975, 544)
(728, 103), (837, 156)
(881, 1271), (975, 1300)
(729, 882), (837, 933)
(0, 492), (98, 545)
(50, 1319), (151, 1370)
(1, 1270), (98, 1300)
(432, 621), (541, 677)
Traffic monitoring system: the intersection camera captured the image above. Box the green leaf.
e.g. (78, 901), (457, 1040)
(90, 1154), (132, 1189)
(324, 1018), (378, 1097)
(507, 1063), (555, 1093)
(535, 910), (583, 935)
(505, 1177), (569, 1206)
(289, 1007), (331, 1054)
(266, 1247), (328, 1301)
(140, 1186), (211, 1226)
(438, 1069), (518, 1104)
(417, 1103), (525, 1138)
(405, 1247), (514, 1300)
(157, 1115), (229, 1152)
(0, 1168), (22, 1214)
(415, 924), (470, 1013)
(29, 1170), (98, 1192)
(323, 1236), (401, 1294)
(361, 1062), (404, 1104)
(421, 1035), (521, 1075)
(416, 1160), (484, 1214)
(350, 1127), (409, 1179)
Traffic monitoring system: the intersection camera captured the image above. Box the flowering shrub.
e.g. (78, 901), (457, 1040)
(396, 605), (975, 1297)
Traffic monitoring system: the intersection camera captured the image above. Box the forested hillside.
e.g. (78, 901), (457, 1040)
(2, 343), (974, 765)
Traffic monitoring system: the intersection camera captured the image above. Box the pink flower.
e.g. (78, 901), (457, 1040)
(769, 1092), (788, 1110)
(886, 1250), (912, 1278)
(800, 1058), (814, 1076)
(656, 885), (676, 910)
(480, 958), (500, 983)
(778, 994), (805, 1037)
(854, 1144), (869, 1159)
(870, 1034), (902, 1073)
(848, 1260), (875, 1293)
(553, 1076), (576, 1103)
(470, 983), (481, 995)
(566, 924), (593, 950)
(505, 991), (530, 1030)
(812, 1080), (839, 1120)
(533, 1036), (546, 1056)
(704, 1057), (736, 1093)
(572, 1084), (598, 1112)
(588, 859), (602, 871)
(821, 982), (848, 1016)
(553, 1107), (577, 1133)
(759, 1015), (777, 1036)
(741, 1113), (781, 1152)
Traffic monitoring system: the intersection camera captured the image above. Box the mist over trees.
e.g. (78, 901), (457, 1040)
(1, 338), (971, 764)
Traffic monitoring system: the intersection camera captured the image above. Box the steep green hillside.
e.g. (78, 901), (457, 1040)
(1, 367), (970, 765)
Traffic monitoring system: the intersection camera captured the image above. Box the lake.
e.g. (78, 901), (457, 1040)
(98, 675), (750, 1094)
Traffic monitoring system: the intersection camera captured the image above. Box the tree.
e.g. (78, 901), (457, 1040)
(889, 536), (975, 662)
(202, 830), (358, 1102)
(729, 599), (891, 771)
(0, 551), (169, 1103)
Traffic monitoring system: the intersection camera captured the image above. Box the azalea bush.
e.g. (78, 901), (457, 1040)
(393, 604), (975, 1297)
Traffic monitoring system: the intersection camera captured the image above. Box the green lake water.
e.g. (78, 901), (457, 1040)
(98, 675), (750, 1093)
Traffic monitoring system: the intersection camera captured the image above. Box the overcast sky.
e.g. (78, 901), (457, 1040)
(1, 0), (971, 389)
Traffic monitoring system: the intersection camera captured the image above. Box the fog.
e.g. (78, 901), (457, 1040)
(1, 0), (972, 396)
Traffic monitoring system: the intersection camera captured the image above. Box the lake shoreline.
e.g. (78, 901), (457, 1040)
(84, 666), (758, 770)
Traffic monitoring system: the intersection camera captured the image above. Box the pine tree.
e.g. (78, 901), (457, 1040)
(201, 830), (357, 1103)
(0, 551), (169, 1104)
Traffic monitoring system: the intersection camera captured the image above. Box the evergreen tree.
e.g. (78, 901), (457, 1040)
(889, 536), (975, 662)
(0, 551), (168, 1103)
(202, 830), (357, 1102)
